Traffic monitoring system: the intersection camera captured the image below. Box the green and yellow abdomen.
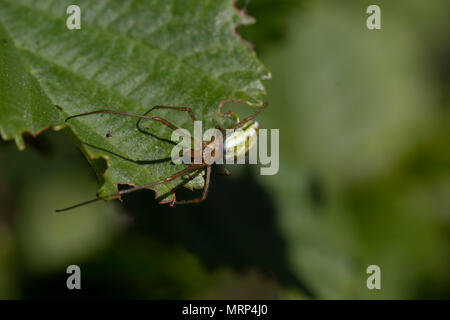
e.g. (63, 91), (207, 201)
(223, 121), (259, 162)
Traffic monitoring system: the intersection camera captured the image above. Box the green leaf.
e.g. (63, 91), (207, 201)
(0, 0), (269, 200)
(0, 23), (62, 150)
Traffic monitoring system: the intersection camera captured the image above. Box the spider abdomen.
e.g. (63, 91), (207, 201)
(223, 121), (259, 162)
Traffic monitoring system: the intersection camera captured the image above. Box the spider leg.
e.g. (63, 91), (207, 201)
(142, 105), (196, 122)
(65, 109), (194, 142)
(56, 164), (205, 212)
(174, 165), (211, 205)
(215, 125), (225, 133)
(137, 105), (202, 147)
(231, 102), (268, 129)
(160, 167), (205, 206)
(155, 167), (203, 201)
(66, 109), (180, 132)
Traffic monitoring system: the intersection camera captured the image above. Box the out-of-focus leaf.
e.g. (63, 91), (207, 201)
(0, 225), (18, 298)
(15, 170), (119, 274)
(252, 0), (450, 298)
(236, 0), (305, 51)
(0, 135), (121, 274)
(284, 1), (434, 185)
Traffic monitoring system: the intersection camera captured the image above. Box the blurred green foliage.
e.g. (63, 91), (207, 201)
(0, 0), (268, 199)
(249, 0), (450, 298)
(1, 0), (449, 299)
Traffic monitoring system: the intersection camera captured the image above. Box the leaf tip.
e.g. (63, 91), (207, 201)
(14, 135), (25, 150)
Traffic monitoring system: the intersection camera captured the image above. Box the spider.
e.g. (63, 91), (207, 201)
(56, 103), (267, 212)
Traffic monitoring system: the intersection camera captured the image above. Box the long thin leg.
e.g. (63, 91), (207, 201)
(138, 105), (202, 147)
(66, 109), (181, 132)
(56, 164), (205, 212)
(174, 165), (211, 205)
(160, 167), (205, 205)
(65, 109), (196, 143)
(231, 102), (268, 129)
(142, 105), (196, 122)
